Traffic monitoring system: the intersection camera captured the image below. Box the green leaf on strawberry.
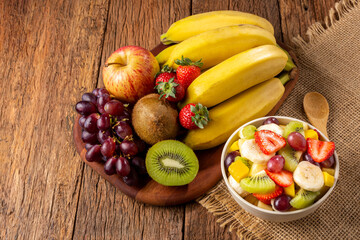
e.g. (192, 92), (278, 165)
(175, 56), (203, 68)
(180, 103), (209, 129)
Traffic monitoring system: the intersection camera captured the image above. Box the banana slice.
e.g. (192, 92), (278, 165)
(228, 175), (249, 197)
(258, 123), (284, 136)
(293, 161), (324, 192)
(240, 139), (275, 164)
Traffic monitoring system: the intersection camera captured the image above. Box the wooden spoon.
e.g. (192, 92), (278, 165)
(303, 92), (329, 138)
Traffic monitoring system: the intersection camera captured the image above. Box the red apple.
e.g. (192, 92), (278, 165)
(103, 46), (159, 103)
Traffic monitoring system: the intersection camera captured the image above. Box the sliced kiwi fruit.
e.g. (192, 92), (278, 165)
(278, 144), (301, 172)
(290, 189), (320, 209)
(241, 125), (257, 139)
(145, 140), (199, 186)
(283, 121), (304, 138)
(235, 156), (252, 169)
(240, 170), (276, 194)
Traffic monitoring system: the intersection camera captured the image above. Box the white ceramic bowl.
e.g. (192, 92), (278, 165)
(221, 116), (339, 222)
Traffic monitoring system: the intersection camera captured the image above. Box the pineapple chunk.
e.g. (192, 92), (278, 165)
(249, 163), (267, 176)
(323, 172), (335, 187)
(229, 140), (239, 152)
(284, 182), (295, 197)
(322, 168), (335, 176)
(257, 201), (273, 211)
(305, 129), (318, 140)
(228, 160), (249, 182)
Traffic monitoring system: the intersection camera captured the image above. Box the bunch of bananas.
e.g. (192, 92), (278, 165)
(157, 11), (296, 150)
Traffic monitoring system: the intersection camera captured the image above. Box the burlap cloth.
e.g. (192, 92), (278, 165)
(197, 0), (360, 238)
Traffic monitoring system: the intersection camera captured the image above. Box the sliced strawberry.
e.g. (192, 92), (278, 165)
(255, 130), (286, 155)
(307, 138), (335, 162)
(265, 169), (293, 187)
(253, 185), (283, 204)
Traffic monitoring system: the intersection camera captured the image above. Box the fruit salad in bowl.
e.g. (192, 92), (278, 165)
(221, 116), (338, 222)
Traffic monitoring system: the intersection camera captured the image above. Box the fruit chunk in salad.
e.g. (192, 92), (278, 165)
(225, 117), (336, 212)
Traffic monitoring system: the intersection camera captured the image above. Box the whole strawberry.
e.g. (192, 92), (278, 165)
(155, 65), (176, 85)
(179, 103), (209, 129)
(175, 56), (203, 89)
(155, 77), (185, 102)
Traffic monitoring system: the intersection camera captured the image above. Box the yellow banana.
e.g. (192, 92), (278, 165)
(165, 25), (276, 70)
(183, 78), (285, 150)
(156, 44), (177, 66)
(180, 45), (287, 108)
(161, 10), (274, 44)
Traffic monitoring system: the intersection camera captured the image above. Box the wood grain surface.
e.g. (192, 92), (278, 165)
(0, 0), (336, 239)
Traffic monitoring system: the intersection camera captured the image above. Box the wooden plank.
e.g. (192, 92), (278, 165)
(278, 0), (338, 47)
(72, 0), (191, 239)
(0, 0), (109, 239)
(184, 0), (282, 239)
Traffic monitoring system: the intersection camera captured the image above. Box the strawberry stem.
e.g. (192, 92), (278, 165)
(190, 103), (209, 129)
(175, 56), (203, 68)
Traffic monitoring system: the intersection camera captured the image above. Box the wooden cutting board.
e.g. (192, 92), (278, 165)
(73, 42), (299, 206)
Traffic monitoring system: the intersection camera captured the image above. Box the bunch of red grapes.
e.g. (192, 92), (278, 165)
(75, 88), (147, 186)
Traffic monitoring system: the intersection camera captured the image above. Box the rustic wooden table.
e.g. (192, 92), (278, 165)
(1, 0), (337, 239)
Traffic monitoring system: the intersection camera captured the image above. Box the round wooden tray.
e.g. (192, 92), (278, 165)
(73, 42), (299, 206)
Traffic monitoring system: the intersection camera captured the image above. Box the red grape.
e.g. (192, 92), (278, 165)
(97, 94), (111, 108)
(85, 145), (102, 162)
(84, 113), (100, 133)
(114, 121), (133, 139)
(116, 157), (131, 177)
(104, 157), (117, 175)
(287, 132), (307, 151)
(304, 152), (320, 167)
(122, 169), (140, 186)
(98, 88), (109, 96)
(82, 92), (97, 105)
(98, 105), (106, 114)
(320, 155), (335, 168)
(75, 101), (97, 115)
(263, 117), (279, 125)
(224, 151), (240, 170)
(104, 100), (124, 116)
(97, 113), (111, 131)
(131, 156), (147, 175)
(93, 88), (109, 97)
(97, 129), (112, 144)
(273, 195), (292, 211)
(120, 140), (138, 156)
(85, 143), (94, 151)
(79, 116), (87, 128)
(101, 138), (116, 157)
(82, 130), (98, 144)
(267, 155), (285, 173)
(133, 138), (146, 153)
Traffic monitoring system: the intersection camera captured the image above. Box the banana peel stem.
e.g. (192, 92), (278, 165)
(160, 33), (175, 45)
(278, 72), (291, 85)
(284, 60), (295, 71)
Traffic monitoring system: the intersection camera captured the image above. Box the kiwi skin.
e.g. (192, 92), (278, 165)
(146, 140), (199, 186)
(132, 94), (179, 145)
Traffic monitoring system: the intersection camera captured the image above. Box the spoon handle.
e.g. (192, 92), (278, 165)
(307, 117), (329, 138)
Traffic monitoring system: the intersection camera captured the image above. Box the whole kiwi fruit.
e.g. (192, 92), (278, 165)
(132, 93), (179, 145)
